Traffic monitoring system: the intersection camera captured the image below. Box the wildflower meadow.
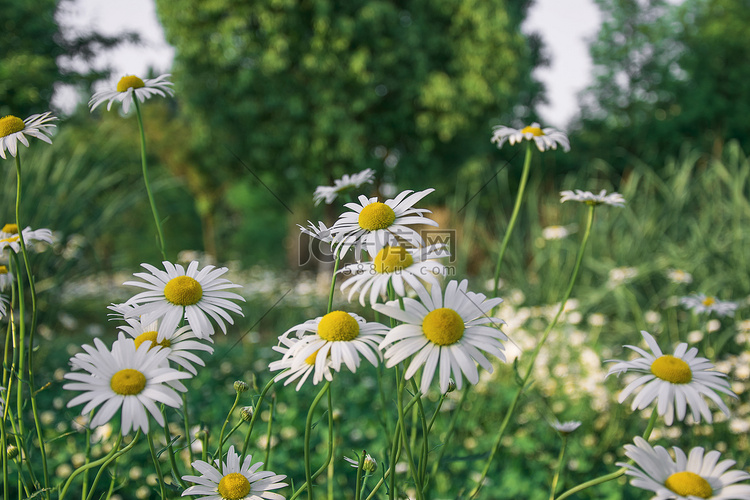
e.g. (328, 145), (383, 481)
(1, 70), (750, 500)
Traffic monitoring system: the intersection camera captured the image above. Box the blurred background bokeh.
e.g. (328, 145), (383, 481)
(3, 0), (750, 498)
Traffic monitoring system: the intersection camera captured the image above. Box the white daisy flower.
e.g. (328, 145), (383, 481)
(0, 112), (57, 159)
(606, 330), (737, 425)
(339, 244), (450, 306)
(619, 436), (750, 499)
(63, 335), (191, 435)
(680, 294), (738, 318)
(123, 261), (245, 339)
(0, 224), (53, 253)
(281, 311), (388, 384)
(115, 315), (214, 376)
(550, 420), (581, 435)
(313, 168), (376, 206)
(268, 335), (335, 390)
(0, 265), (13, 291)
(298, 220), (335, 245)
(667, 269), (693, 285)
(89, 74), (175, 114)
(491, 122), (570, 152)
(541, 225), (576, 240)
(330, 189), (438, 259)
(559, 189), (626, 207)
(374, 279), (507, 395)
(182, 445), (287, 500)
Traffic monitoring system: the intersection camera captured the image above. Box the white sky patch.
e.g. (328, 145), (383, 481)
(523, 0), (602, 129)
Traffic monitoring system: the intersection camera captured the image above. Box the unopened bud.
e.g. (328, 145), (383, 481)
(7, 444), (19, 460)
(362, 452), (377, 474)
(195, 428), (209, 440)
(446, 379), (456, 393)
(240, 406), (254, 422)
(234, 380), (249, 394)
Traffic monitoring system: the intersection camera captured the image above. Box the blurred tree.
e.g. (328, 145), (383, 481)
(154, 0), (546, 206)
(568, 0), (750, 174)
(0, 0), (138, 117)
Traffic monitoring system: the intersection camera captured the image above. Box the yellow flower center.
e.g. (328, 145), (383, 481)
(116, 75), (145, 93)
(164, 276), (203, 306)
(0, 116), (25, 138)
(110, 368), (147, 395)
(702, 297), (716, 307)
(217, 472), (251, 500)
(317, 311), (360, 341)
(521, 125), (544, 136)
(0, 236), (19, 245)
(133, 331), (171, 351)
(0, 265), (7, 275)
(650, 355), (692, 384)
(305, 350), (319, 365)
(422, 308), (465, 346)
(358, 202), (396, 231)
(664, 471), (713, 498)
(2, 224), (18, 234)
(374, 246), (414, 274)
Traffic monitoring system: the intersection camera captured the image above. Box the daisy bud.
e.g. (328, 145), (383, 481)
(240, 406), (254, 422)
(7, 444), (18, 460)
(362, 452), (377, 474)
(196, 428), (209, 440)
(446, 379), (457, 393)
(234, 380), (249, 394)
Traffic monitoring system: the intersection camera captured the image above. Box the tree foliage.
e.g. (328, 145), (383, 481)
(154, 0), (545, 197)
(569, 0), (750, 173)
(0, 0), (138, 117)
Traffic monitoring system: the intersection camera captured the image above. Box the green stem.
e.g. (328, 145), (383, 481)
(328, 253), (341, 314)
(492, 142), (532, 297)
(263, 394), (275, 470)
(82, 425), (93, 499)
(241, 377), (276, 457)
(395, 369), (423, 500)
(59, 432), (138, 500)
(85, 443), (123, 500)
(214, 392), (242, 467)
(148, 432), (168, 499)
(14, 154), (49, 498)
(556, 409), (658, 500)
(388, 415), (400, 500)
(105, 456), (119, 500)
(376, 363), (393, 446)
(427, 393), (447, 434)
(430, 384), (468, 479)
(133, 98), (167, 261)
(354, 452), (365, 500)
(302, 381), (331, 500)
(181, 392), (194, 464)
(289, 388), (335, 500)
(549, 436), (568, 500)
(162, 407), (188, 488)
(470, 205), (596, 499)
(368, 396), (420, 500)
(409, 380), (429, 486)
(200, 430), (209, 462)
(1, 418), (9, 500)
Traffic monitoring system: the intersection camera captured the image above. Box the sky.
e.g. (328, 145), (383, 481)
(56, 0), (603, 128)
